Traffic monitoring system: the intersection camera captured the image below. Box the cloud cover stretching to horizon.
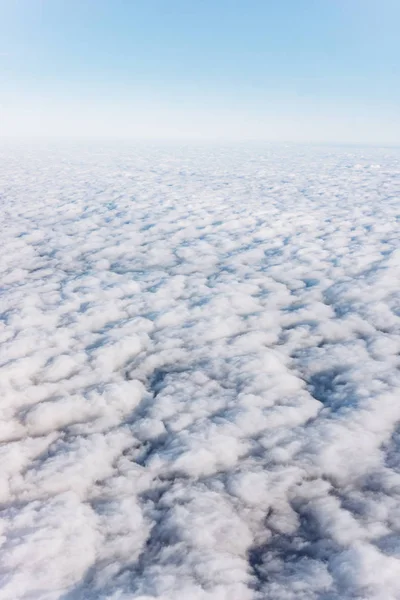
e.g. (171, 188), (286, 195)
(0, 143), (400, 599)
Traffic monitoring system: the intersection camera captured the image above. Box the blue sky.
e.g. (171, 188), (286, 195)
(1, 0), (399, 143)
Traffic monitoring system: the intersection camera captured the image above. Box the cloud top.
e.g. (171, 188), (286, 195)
(0, 143), (400, 599)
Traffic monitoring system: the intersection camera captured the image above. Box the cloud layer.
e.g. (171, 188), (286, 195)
(0, 143), (399, 599)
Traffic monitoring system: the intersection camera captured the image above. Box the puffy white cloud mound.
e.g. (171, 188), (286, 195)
(0, 142), (400, 599)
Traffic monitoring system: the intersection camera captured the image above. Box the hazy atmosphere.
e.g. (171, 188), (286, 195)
(1, 0), (400, 143)
(1, 3), (400, 600)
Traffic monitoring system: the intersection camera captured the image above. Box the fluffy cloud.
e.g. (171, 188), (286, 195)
(0, 143), (399, 599)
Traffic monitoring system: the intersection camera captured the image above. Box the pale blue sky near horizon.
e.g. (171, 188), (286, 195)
(0, 0), (399, 143)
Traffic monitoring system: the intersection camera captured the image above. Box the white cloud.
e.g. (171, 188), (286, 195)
(0, 142), (400, 598)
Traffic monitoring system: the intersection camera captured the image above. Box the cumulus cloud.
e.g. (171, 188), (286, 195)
(0, 142), (399, 599)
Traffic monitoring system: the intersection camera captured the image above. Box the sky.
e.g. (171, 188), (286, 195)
(0, 0), (399, 144)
